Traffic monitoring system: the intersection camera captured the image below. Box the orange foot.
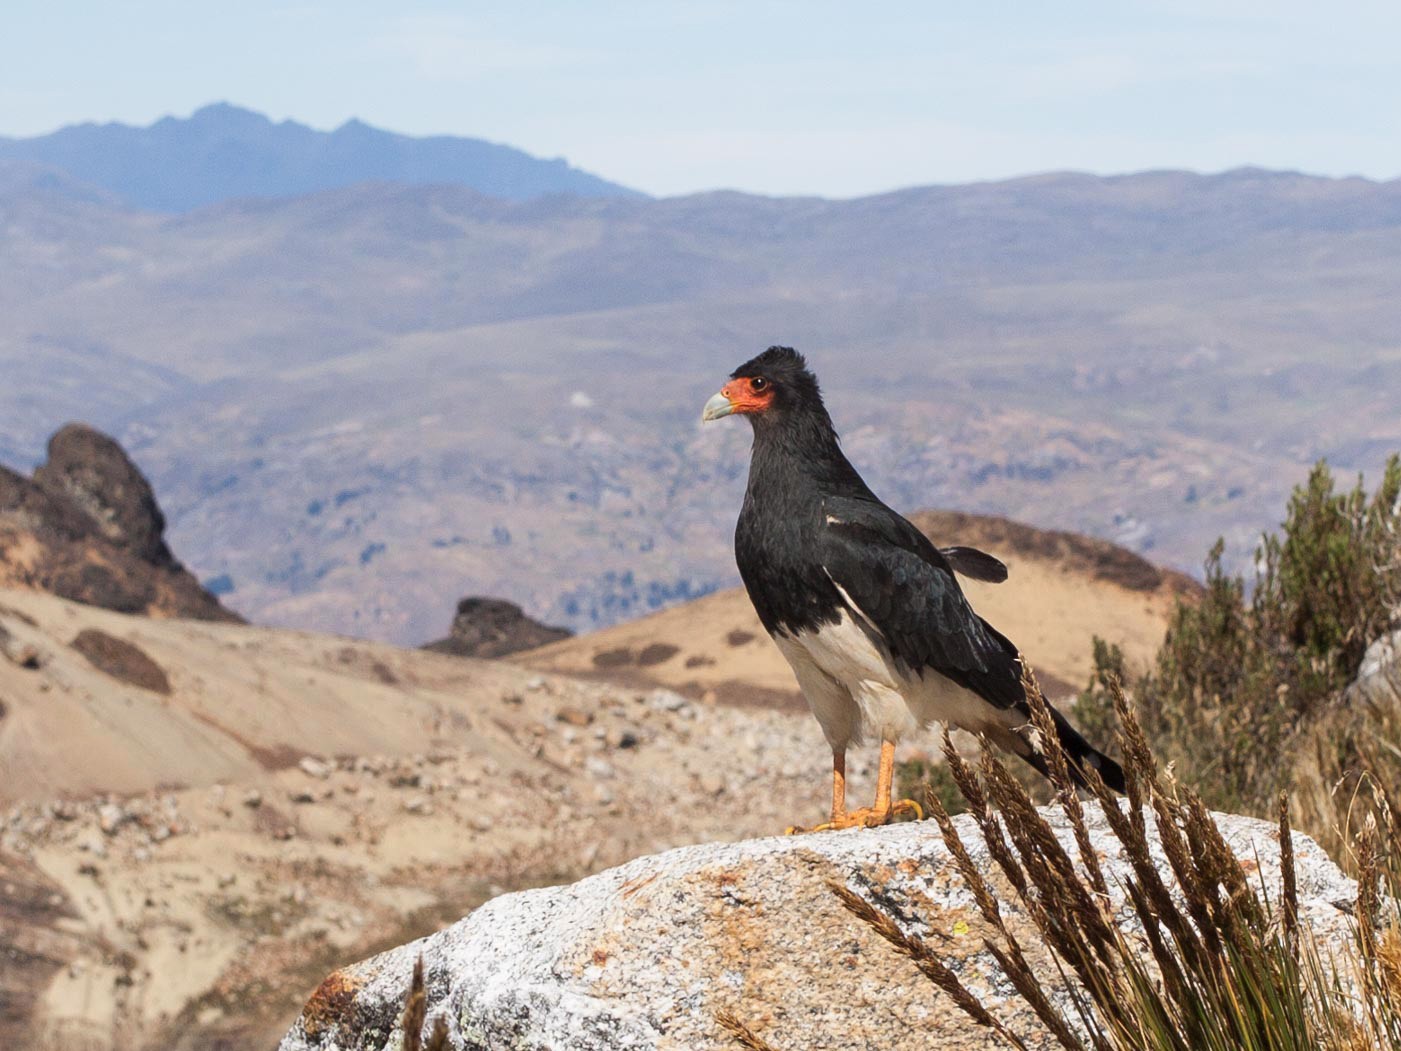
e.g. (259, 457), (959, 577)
(785, 799), (923, 834)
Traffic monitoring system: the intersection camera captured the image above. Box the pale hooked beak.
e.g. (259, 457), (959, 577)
(701, 390), (734, 422)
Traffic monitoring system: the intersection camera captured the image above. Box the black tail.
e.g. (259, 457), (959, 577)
(939, 545), (1009, 584)
(1020, 704), (1126, 794)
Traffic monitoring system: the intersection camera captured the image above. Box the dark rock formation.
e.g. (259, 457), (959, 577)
(423, 597), (570, 659)
(0, 423), (238, 621)
(34, 424), (174, 566)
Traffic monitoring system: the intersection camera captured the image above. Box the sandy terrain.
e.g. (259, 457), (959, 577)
(0, 589), (839, 1051)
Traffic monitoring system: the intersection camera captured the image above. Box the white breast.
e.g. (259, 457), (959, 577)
(774, 609), (1014, 749)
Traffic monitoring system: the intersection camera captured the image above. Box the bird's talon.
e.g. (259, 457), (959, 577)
(785, 821), (838, 834)
(786, 805), (906, 833)
(892, 798), (924, 821)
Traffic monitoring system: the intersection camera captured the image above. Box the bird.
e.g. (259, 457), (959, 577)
(702, 346), (1125, 831)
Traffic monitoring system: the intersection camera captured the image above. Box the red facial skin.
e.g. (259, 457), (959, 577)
(720, 378), (775, 415)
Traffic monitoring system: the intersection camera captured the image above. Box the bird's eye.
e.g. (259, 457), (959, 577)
(751, 377), (768, 391)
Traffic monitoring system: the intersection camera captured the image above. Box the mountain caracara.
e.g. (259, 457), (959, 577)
(703, 347), (1125, 831)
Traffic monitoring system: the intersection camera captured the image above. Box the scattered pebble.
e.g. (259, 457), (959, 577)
(648, 689), (690, 713)
(98, 803), (130, 835)
(584, 757), (615, 780)
(298, 757), (332, 780)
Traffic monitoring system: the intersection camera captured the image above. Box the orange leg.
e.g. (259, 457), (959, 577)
(874, 738), (895, 814)
(831, 749), (847, 824)
(787, 750), (847, 834)
(873, 739), (923, 823)
(786, 742), (922, 833)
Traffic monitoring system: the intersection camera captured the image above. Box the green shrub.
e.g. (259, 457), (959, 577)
(1079, 456), (1401, 818)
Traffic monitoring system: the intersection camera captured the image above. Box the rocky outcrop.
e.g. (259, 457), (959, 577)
(33, 423), (176, 567)
(279, 807), (1357, 1051)
(423, 597), (570, 659)
(0, 423), (237, 620)
(1348, 626), (1401, 708)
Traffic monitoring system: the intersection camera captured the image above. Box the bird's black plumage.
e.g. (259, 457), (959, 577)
(816, 497), (1026, 709)
(938, 546), (1008, 583)
(730, 348), (1020, 704)
(723, 346), (1124, 793)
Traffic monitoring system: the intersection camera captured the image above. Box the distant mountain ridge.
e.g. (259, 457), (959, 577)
(0, 102), (643, 211)
(4, 161), (1401, 643)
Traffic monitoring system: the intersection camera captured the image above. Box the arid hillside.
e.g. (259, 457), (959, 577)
(0, 588), (830, 1051)
(522, 510), (1199, 703)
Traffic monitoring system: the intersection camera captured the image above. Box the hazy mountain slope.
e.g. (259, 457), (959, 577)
(0, 103), (642, 211)
(3, 169), (1400, 641)
(521, 510), (1199, 703)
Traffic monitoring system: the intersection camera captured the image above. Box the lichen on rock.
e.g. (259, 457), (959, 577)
(278, 806), (1358, 1051)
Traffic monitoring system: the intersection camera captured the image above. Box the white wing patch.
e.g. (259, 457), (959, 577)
(822, 566), (885, 643)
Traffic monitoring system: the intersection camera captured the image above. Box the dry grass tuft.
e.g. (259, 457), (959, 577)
(715, 1008), (783, 1051)
(400, 957), (427, 1048)
(829, 877), (1035, 1050)
(398, 955), (450, 1051)
(833, 674), (1401, 1050)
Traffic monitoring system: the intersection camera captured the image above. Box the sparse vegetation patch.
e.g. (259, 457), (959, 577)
(70, 627), (172, 694)
(1078, 456), (1401, 848)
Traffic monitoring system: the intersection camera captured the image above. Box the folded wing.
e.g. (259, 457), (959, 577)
(820, 497), (1025, 710)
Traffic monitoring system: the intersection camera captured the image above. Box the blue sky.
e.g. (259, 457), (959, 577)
(4, 1), (1400, 197)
